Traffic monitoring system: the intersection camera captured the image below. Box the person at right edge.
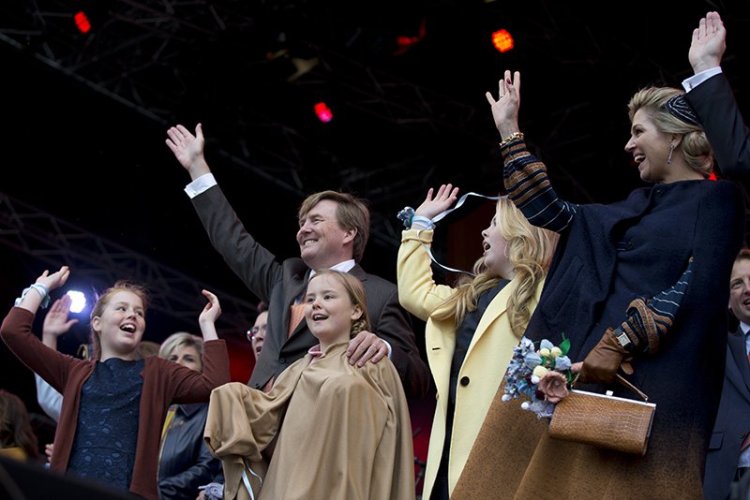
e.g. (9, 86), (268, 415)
(706, 249), (750, 500)
(452, 37), (745, 500)
(685, 11), (750, 500)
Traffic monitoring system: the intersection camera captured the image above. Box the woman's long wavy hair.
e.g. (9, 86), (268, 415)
(432, 197), (558, 338)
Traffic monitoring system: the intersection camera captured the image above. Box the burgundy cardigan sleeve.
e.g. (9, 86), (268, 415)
(0, 306), (80, 392)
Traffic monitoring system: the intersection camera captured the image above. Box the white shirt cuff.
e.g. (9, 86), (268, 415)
(682, 67), (722, 91)
(184, 173), (217, 198)
(382, 339), (393, 359)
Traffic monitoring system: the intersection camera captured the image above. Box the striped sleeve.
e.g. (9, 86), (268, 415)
(617, 257), (694, 354)
(501, 138), (575, 232)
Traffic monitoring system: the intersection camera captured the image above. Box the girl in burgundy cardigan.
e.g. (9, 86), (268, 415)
(0, 265), (230, 500)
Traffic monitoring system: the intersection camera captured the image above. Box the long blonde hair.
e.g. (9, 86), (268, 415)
(432, 197), (558, 337)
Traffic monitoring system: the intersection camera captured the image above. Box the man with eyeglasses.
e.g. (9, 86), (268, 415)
(247, 303), (268, 364)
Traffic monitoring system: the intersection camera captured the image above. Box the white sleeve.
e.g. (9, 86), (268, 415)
(35, 373), (62, 422)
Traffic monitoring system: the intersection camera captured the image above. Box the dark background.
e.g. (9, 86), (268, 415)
(2, 0), (750, 415)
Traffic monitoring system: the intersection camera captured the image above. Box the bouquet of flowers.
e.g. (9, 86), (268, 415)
(501, 336), (575, 418)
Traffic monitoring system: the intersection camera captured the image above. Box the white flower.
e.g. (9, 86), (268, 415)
(532, 365), (549, 379)
(521, 401), (530, 410)
(501, 394), (511, 402)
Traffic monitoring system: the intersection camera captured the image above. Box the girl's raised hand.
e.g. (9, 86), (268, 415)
(415, 184), (460, 220)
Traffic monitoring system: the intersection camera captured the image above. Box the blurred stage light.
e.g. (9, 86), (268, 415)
(492, 29), (514, 53)
(314, 101), (333, 123)
(394, 19), (427, 56)
(73, 11), (92, 34)
(66, 290), (87, 313)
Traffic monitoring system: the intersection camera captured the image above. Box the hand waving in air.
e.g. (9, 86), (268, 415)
(688, 11), (726, 74)
(415, 184), (460, 221)
(485, 69), (522, 140)
(165, 123), (211, 179)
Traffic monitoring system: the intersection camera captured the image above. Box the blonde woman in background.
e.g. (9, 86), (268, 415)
(158, 332), (221, 500)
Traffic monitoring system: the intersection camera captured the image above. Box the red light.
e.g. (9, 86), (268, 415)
(492, 29), (514, 53)
(314, 102), (333, 123)
(74, 11), (91, 34)
(394, 19), (427, 56)
(708, 171), (717, 181)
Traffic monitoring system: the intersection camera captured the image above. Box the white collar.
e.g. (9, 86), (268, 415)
(309, 259), (356, 278)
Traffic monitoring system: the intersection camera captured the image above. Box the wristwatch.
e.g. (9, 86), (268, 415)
(615, 329), (632, 350)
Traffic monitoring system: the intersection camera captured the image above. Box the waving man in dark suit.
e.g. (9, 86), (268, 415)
(165, 123), (430, 399)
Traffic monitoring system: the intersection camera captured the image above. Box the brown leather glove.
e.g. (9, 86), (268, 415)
(578, 327), (632, 384)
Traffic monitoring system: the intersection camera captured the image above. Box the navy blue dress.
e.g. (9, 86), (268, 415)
(68, 358), (143, 491)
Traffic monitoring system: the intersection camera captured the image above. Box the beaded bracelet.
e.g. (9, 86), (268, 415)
(498, 131), (524, 149)
(396, 206), (415, 229)
(14, 283), (51, 309)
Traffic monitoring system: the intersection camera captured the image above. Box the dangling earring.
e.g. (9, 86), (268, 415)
(666, 143), (675, 165)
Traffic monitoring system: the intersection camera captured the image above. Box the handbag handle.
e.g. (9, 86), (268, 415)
(572, 373), (650, 402)
(613, 374), (649, 402)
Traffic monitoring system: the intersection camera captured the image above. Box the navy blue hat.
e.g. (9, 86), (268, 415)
(664, 94), (700, 126)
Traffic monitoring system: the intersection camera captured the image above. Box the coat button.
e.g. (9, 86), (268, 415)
(460, 376), (470, 386)
(280, 358), (286, 364)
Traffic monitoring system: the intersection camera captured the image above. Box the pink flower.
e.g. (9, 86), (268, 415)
(537, 370), (569, 403)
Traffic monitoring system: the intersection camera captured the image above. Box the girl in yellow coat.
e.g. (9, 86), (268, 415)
(397, 185), (557, 499)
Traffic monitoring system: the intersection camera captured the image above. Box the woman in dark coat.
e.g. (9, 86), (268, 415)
(454, 70), (745, 499)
